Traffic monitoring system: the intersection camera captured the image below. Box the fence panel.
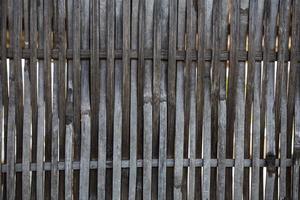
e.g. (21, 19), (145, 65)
(1, 0), (300, 199)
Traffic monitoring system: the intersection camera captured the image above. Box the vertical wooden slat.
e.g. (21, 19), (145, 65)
(44, 0), (52, 197)
(196, 0), (205, 198)
(167, 0), (177, 197)
(51, 0), (59, 198)
(0, 0), (8, 197)
(91, 0), (100, 199)
(262, 1), (279, 199)
(79, 0), (92, 199)
(248, 0), (264, 199)
(187, 0), (197, 199)
(235, 0), (248, 199)
(136, 0), (145, 198)
(152, 0), (161, 198)
(57, 0), (67, 199)
(97, 0), (107, 199)
(106, 0), (115, 198)
(22, 0), (31, 198)
(173, 0), (186, 198)
(121, 0), (131, 198)
(143, 1), (154, 199)
(214, 0), (228, 198)
(64, 0), (73, 199)
(14, 0), (23, 198)
(201, 0), (213, 199)
(128, 0), (139, 198)
(276, 0), (292, 198)
(22, 42), (32, 200)
(291, 1), (300, 199)
(7, 1), (21, 199)
(157, 0), (169, 199)
(29, 0), (38, 198)
(36, 0), (45, 198)
(90, 0), (100, 196)
(112, 0), (123, 198)
(73, 0), (81, 196)
(0, 47), (2, 200)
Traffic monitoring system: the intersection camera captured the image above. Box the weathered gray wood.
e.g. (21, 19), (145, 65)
(7, 60), (16, 200)
(111, 0), (124, 199)
(187, 1), (197, 199)
(143, 1), (154, 199)
(234, 0), (248, 199)
(57, 0), (66, 198)
(128, 0), (139, 198)
(276, 0), (292, 199)
(167, 0), (177, 197)
(248, 0), (264, 199)
(291, 1), (300, 199)
(152, 0), (161, 198)
(43, 0), (52, 197)
(173, 0), (185, 198)
(0, 0), (8, 198)
(120, 0), (131, 198)
(29, 0), (38, 198)
(22, 60), (32, 200)
(90, 0), (100, 197)
(79, 0), (91, 199)
(65, 0), (74, 198)
(262, 1), (279, 199)
(157, 1), (168, 199)
(201, 0), (213, 199)
(215, 0), (228, 199)
(97, 0), (107, 199)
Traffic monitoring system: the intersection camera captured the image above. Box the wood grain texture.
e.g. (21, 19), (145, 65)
(0, 0), (299, 199)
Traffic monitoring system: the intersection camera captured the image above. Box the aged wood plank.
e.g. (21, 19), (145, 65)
(262, 1), (279, 199)
(187, 0), (197, 199)
(57, 0), (67, 199)
(248, 0), (264, 199)
(14, 0), (24, 198)
(157, 1), (168, 199)
(120, 0), (131, 198)
(97, 0), (107, 199)
(234, 0), (248, 199)
(214, 0), (228, 198)
(29, 0), (38, 198)
(21, 0), (30, 199)
(0, 0), (8, 197)
(43, 0), (52, 197)
(167, 0), (177, 197)
(65, 3), (74, 199)
(128, 0), (139, 198)
(152, 0), (161, 198)
(7, 59), (16, 200)
(226, 0), (240, 198)
(79, 0), (91, 199)
(143, 1), (154, 199)
(90, 0), (100, 197)
(22, 57), (31, 200)
(291, 1), (300, 199)
(201, 0), (213, 199)
(173, 0), (186, 198)
(36, 0), (45, 198)
(106, 0), (115, 198)
(111, 0), (123, 199)
(275, 0), (292, 199)
(72, 0), (81, 198)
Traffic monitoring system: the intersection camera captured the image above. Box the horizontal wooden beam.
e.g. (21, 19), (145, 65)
(0, 158), (293, 172)
(2, 48), (300, 62)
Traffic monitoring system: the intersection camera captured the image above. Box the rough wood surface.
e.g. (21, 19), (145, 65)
(0, 0), (299, 199)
